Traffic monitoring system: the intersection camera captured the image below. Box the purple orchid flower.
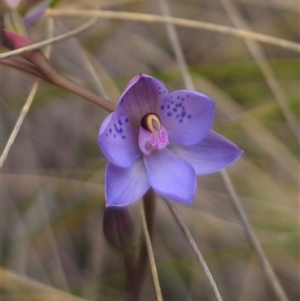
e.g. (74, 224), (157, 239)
(98, 74), (242, 206)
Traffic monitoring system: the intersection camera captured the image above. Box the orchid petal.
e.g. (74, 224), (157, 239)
(118, 74), (168, 129)
(170, 130), (243, 175)
(144, 148), (197, 204)
(98, 112), (141, 168)
(160, 90), (215, 145)
(24, 0), (50, 24)
(105, 159), (150, 206)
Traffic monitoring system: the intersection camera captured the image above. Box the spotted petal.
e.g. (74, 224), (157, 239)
(144, 148), (197, 204)
(118, 74), (169, 129)
(169, 130), (243, 175)
(105, 159), (150, 206)
(98, 112), (141, 168)
(160, 90), (215, 145)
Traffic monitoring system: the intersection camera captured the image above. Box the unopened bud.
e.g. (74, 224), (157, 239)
(2, 29), (34, 50)
(103, 206), (136, 251)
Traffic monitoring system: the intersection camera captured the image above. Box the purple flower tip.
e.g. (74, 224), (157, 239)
(23, 0), (51, 25)
(98, 74), (242, 206)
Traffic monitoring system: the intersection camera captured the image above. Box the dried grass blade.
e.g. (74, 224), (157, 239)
(1, 18), (54, 170)
(220, 170), (289, 301)
(219, 0), (299, 142)
(0, 18), (98, 60)
(164, 199), (223, 301)
(1, 267), (88, 301)
(45, 9), (300, 52)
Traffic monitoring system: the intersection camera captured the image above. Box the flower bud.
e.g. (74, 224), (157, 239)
(2, 29), (34, 50)
(103, 206), (136, 251)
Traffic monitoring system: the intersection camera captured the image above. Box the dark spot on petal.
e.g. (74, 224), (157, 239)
(109, 128), (112, 133)
(114, 134), (116, 138)
(118, 119), (122, 126)
(176, 114), (179, 118)
(171, 101), (174, 104)
(181, 111), (186, 117)
(114, 124), (123, 133)
(167, 105), (170, 109)
(125, 118), (129, 123)
(187, 114), (192, 119)
(173, 108), (177, 112)
(179, 119), (183, 123)
(167, 112), (172, 117)
(122, 135), (126, 139)
(160, 105), (165, 110)
(187, 95), (190, 97)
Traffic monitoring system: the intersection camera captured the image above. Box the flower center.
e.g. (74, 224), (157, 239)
(140, 113), (169, 151)
(141, 113), (161, 133)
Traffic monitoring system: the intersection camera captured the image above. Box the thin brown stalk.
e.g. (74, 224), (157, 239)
(1, 21), (115, 112)
(1, 58), (48, 79)
(28, 52), (115, 112)
(130, 189), (157, 301)
(140, 192), (163, 301)
(0, 57), (115, 111)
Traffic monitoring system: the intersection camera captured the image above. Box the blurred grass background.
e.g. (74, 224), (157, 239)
(1, 0), (299, 300)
